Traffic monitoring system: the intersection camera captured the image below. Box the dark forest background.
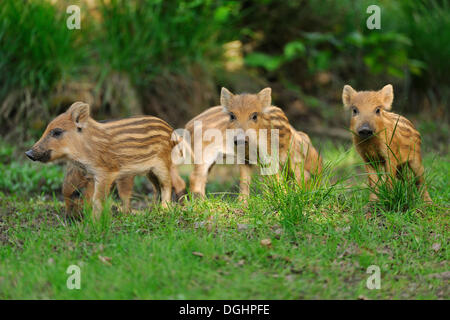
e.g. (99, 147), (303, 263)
(0, 0), (448, 151)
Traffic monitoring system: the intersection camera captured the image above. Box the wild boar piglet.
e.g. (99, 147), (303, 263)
(185, 87), (322, 197)
(26, 102), (186, 218)
(342, 84), (431, 202)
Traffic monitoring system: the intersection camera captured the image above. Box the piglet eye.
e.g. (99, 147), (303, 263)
(375, 107), (381, 115)
(251, 112), (258, 121)
(50, 128), (64, 138)
(229, 112), (236, 121)
(352, 107), (359, 116)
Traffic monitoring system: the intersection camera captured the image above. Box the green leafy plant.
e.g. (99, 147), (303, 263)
(0, 161), (64, 195)
(245, 40), (306, 72)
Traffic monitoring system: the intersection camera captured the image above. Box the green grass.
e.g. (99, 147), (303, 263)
(96, 0), (238, 85)
(0, 0), (240, 134)
(0, 0), (79, 94)
(0, 139), (448, 299)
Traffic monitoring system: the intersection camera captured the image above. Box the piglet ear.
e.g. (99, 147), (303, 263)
(380, 84), (394, 110)
(258, 87), (272, 111)
(68, 102), (90, 126)
(342, 85), (356, 108)
(220, 87), (233, 110)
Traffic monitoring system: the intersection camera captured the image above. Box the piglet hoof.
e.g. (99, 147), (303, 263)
(423, 192), (433, 205)
(175, 189), (188, 205)
(191, 192), (204, 200)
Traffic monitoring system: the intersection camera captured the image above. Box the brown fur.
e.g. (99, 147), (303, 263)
(342, 84), (431, 202)
(27, 102), (186, 219)
(62, 162), (135, 218)
(185, 88), (322, 197)
(62, 162), (186, 218)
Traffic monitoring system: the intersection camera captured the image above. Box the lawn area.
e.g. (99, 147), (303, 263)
(0, 140), (448, 299)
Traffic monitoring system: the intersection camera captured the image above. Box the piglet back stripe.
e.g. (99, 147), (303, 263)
(112, 124), (173, 136)
(114, 150), (159, 162)
(113, 134), (168, 145)
(106, 118), (171, 131)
